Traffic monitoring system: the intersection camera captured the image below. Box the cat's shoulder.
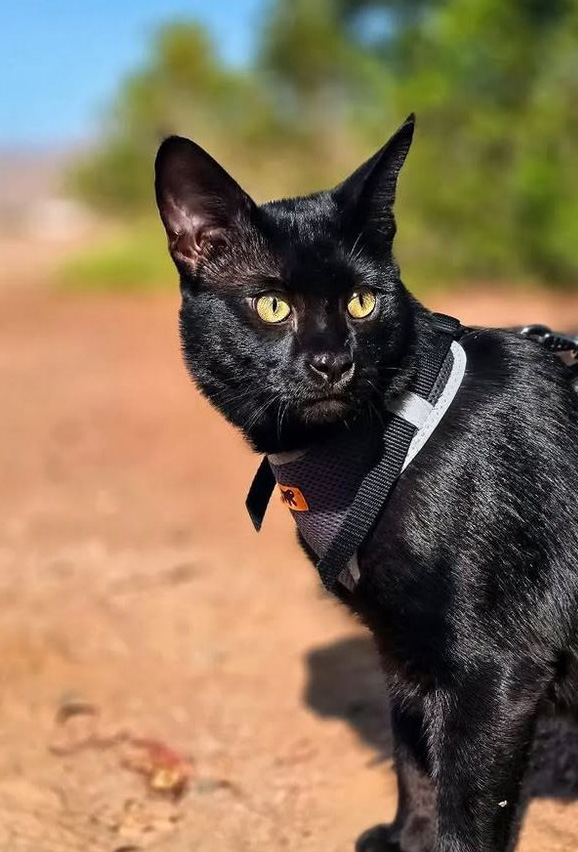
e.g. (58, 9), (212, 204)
(458, 325), (574, 401)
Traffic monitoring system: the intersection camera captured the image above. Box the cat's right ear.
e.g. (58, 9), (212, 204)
(333, 114), (415, 236)
(155, 136), (255, 273)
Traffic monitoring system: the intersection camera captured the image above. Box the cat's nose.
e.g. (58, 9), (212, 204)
(308, 352), (354, 385)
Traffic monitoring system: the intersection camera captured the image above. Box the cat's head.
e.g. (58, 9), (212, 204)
(155, 116), (418, 452)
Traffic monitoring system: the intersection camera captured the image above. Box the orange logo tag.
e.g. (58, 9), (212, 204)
(278, 484), (309, 512)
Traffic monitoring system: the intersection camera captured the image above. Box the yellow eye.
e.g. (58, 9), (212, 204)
(255, 294), (291, 324)
(347, 289), (376, 319)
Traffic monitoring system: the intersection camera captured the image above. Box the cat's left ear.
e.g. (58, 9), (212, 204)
(155, 136), (256, 273)
(334, 113), (415, 233)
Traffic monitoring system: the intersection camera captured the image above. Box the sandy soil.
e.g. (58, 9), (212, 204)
(2, 258), (578, 851)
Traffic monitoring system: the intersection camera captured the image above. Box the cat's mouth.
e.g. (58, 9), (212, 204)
(299, 394), (352, 423)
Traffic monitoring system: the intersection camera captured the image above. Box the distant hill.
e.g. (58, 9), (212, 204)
(0, 148), (95, 237)
(0, 149), (70, 210)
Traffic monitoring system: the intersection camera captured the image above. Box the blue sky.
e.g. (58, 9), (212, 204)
(1, 0), (266, 148)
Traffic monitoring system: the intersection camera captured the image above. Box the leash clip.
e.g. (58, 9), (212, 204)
(519, 324), (551, 344)
(520, 324), (578, 359)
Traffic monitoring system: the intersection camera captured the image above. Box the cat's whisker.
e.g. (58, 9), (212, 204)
(346, 230), (364, 264)
(211, 384), (276, 425)
(241, 391), (281, 433)
(363, 378), (387, 429)
(212, 385), (257, 405)
(242, 399), (272, 432)
(368, 398), (385, 430)
(277, 398), (290, 443)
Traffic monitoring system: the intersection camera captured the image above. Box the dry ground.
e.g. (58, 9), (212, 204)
(2, 248), (578, 851)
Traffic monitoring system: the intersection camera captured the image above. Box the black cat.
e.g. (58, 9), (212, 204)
(155, 116), (578, 852)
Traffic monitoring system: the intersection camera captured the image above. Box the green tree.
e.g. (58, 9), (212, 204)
(71, 0), (578, 289)
(71, 22), (287, 212)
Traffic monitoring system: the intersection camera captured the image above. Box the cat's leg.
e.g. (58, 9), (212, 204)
(427, 664), (546, 852)
(356, 701), (435, 852)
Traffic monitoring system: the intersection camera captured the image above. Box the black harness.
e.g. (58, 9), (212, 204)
(246, 317), (578, 595)
(246, 313), (463, 594)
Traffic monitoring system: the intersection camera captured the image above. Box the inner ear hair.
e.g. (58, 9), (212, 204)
(168, 221), (228, 267)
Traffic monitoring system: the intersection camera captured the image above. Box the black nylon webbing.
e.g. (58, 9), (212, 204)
(246, 455), (276, 531)
(315, 313), (460, 592)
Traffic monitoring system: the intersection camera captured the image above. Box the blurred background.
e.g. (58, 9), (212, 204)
(2, 2), (578, 851)
(8, 0), (578, 290)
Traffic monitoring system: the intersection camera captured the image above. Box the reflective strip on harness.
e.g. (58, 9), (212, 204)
(386, 391), (433, 428)
(402, 341), (466, 472)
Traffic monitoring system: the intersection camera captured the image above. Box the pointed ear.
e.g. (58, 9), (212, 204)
(335, 114), (415, 233)
(155, 136), (255, 272)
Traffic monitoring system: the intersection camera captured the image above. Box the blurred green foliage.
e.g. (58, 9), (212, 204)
(68, 0), (578, 290)
(59, 224), (173, 293)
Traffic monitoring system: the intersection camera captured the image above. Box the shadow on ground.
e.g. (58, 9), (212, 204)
(304, 635), (578, 800)
(304, 636), (393, 762)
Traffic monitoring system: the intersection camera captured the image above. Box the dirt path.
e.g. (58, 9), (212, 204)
(1, 279), (578, 851)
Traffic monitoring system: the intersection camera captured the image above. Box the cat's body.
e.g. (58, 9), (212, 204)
(155, 116), (578, 852)
(345, 326), (578, 851)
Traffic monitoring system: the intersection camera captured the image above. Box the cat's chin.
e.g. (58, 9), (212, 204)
(298, 396), (352, 425)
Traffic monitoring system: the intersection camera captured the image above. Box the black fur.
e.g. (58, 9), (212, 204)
(155, 116), (578, 852)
